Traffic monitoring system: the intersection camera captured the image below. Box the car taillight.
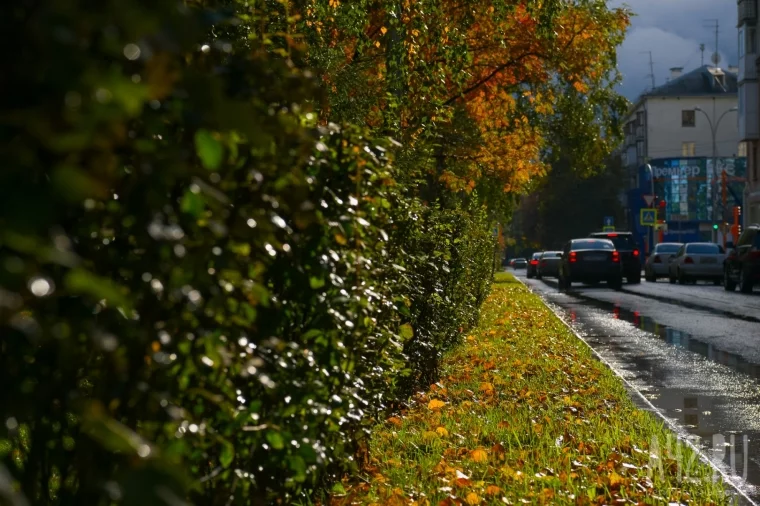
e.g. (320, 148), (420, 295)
(684, 257), (694, 264)
(612, 251), (620, 263)
(530, 260), (538, 265)
(569, 251), (577, 263)
(653, 255), (661, 263)
(633, 249), (640, 257)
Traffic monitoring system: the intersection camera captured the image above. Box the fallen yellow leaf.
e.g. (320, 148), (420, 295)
(435, 426), (449, 437)
(609, 471), (624, 488)
(465, 492), (480, 505)
(387, 416), (402, 427)
(479, 382), (494, 395)
(470, 449), (488, 462)
(428, 399), (445, 410)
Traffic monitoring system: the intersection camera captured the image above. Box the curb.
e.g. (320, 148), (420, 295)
(510, 273), (757, 506)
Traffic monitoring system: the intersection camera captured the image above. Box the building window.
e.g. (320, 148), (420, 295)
(739, 141), (748, 157)
(636, 140), (645, 157)
(740, 27), (746, 58)
(682, 110), (696, 127)
(749, 27), (758, 54)
(682, 142), (696, 156)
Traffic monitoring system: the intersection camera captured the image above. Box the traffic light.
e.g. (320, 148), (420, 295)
(713, 223), (719, 230)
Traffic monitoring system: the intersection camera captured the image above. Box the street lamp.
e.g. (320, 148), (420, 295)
(645, 163), (656, 249)
(694, 105), (738, 243)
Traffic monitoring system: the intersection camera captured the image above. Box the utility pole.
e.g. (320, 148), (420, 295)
(703, 19), (720, 67)
(641, 51), (655, 90)
(700, 43), (705, 66)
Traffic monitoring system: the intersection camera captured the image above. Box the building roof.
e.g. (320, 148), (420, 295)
(646, 65), (738, 97)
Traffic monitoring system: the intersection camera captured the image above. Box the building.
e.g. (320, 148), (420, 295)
(619, 65), (745, 254)
(738, 0), (760, 225)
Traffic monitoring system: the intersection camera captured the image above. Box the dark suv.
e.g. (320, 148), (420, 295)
(724, 224), (760, 293)
(588, 231), (641, 283)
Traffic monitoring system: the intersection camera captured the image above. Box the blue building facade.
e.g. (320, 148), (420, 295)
(627, 157), (746, 260)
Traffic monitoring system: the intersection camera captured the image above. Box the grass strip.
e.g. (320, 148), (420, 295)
(325, 273), (732, 505)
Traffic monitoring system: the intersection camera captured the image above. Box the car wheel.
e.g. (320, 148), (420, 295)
(677, 270), (687, 285)
(739, 269), (753, 294)
(724, 268), (737, 291)
(668, 271), (676, 284)
(645, 268), (656, 282)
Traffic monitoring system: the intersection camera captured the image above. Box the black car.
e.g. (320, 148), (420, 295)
(537, 251), (562, 278)
(588, 231), (641, 283)
(527, 252), (542, 278)
(558, 238), (623, 290)
(512, 258), (528, 269)
(724, 224), (760, 293)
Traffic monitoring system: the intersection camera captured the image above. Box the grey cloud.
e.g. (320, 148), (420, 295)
(610, 0), (738, 99)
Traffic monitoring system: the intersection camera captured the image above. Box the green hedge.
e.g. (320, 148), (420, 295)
(0, 1), (495, 504)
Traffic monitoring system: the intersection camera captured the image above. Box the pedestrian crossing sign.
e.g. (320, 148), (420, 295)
(640, 208), (656, 226)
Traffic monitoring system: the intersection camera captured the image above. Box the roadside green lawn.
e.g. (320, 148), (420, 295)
(326, 272), (732, 505)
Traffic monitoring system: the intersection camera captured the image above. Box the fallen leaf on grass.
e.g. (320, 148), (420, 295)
(485, 485), (501, 496)
(428, 399), (445, 411)
(436, 426), (449, 437)
(469, 449), (488, 462)
(478, 382), (495, 396)
(465, 492), (480, 505)
(387, 416), (403, 427)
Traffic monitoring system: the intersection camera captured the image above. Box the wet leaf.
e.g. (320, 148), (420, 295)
(194, 129), (223, 170)
(266, 431), (285, 450)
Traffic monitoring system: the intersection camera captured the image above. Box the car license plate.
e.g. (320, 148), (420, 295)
(587, 254), (606, 261)
(700, 257), (717, 264)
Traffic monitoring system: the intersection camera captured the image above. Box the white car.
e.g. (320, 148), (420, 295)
(644, 242), (682, 281)
(667, 242), (726, 285)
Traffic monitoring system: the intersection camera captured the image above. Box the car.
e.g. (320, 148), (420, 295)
(558, 238), (623, 290)
(512, 258), (528, 269)
(667, 242), (725, 285)
(588, 231), (641, 283)
(724, 224), (760, 293)
(527, 252), (542, 278)
(644, 242), (683, 282)
(537, 251), (561, 279)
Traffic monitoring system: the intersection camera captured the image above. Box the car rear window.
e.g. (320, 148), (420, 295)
(542, 252), (560, 258)
(594, 234), (635, 250)
(686, 243), (720, 254)
(572, 240), (614, 250)
(656, 244), (681, 253)
(532, 253), (542, 260)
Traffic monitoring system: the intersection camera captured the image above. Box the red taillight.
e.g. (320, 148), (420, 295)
(653, 255), (661, 263)
(633, 249), (640, 257)
(684, 257), (694, 264)
(612, 251), (620, 263)
(530, 260), (538, 265)
(607, 233), (619, 238)
(569, 251), (578, 263)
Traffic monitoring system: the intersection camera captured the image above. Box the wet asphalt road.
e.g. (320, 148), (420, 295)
(512, 268), (760, 503)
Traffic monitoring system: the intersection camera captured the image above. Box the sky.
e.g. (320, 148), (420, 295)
(612, 0), (739, 100)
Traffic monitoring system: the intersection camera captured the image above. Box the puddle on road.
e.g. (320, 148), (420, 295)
(539, 289), (760, 503)
(568, 295), (760, 381)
